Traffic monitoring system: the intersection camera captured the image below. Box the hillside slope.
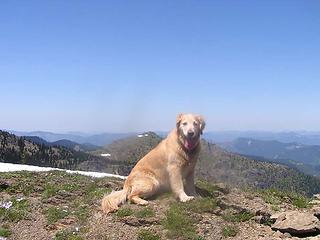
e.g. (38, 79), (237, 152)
(91, 132), (162, 175)
(197, 142), (320, 196)
(220, 138), (320, 176)
(0, 130), (108, 170)
(92, 132), (320, 196)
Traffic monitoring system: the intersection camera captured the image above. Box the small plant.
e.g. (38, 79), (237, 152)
(62, 183), (81, 192)
(135, 207), (155, 218)
(137, 229), (160, 240)
(45, 207), (69, 225)
(195, 180), (218, 197)
(0, 226), (12, 237)
(42, 184), (59, 199)
(74, 204), (90, 223)
(115, 207), (134, 218)
(271, 205), (280, 211)
(162, 203), (201, 240)
(82, 182), (111, 204)
(222, 225), (238, 237)
(292, 195), (309, 208)
(55, 229), (83, 240)
(181, 197), (217, 213)
(223, 211), (254, 222)
(258, 188), (310, 208)
(0, 198), (30, 222)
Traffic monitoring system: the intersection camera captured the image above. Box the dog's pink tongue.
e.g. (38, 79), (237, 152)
(184, 139), (194, 150)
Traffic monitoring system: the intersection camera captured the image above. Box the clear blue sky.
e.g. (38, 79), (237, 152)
(1, 1), (319, 133)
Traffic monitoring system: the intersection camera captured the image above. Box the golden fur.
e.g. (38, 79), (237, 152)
(101, 113), (205, 213)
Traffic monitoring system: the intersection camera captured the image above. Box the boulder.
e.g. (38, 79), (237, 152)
(271, 211), (320, 235)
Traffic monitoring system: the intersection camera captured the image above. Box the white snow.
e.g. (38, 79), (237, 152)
(0, 162), (127, 179)
(137, 133), (149, 138)
(100, 153), (111, 157)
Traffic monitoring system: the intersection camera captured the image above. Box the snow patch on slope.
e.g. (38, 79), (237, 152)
(0, 162), (126, 179)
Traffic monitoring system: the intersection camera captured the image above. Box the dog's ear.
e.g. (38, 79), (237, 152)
(176, 113), (184, 129)
(197, 115), (206, 134)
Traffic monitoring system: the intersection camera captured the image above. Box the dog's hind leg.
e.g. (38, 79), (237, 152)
(128, 178), (158, 205)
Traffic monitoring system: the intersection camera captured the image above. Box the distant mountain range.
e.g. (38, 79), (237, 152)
(204, 131), (320, 145)
(9, 130), (137, 146)
(9, 130), (320, 147)
(220, 138), (320, 176)
(22, 136), (99, 152)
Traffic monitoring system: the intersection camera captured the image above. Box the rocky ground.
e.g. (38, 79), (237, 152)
(1, 171), (320, 240)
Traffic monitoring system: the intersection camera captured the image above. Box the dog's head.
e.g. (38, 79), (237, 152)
(176, 113), (205, 151)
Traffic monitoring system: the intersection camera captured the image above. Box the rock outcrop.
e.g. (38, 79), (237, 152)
(271, 211), (320, 236)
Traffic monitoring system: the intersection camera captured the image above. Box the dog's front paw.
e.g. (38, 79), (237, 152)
(137, 199), (149, 206)
(179, 195), (195, 202)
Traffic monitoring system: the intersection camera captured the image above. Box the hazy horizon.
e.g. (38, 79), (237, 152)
(1, 1), (319, 133)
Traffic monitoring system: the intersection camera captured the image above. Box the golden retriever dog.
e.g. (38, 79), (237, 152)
(101, 113), (205, 213)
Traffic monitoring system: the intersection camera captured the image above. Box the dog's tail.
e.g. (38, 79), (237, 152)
(101, 187), (129, 213)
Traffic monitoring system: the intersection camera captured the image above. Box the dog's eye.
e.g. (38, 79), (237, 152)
(182, 122), (187, 126)
(193, 121), (198, 126)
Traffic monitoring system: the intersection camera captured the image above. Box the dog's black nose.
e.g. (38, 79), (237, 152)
(187, 131), (194, 138)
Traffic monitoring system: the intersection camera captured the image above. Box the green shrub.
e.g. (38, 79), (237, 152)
(55, 230), (83, 240)
(42, 184), (59, 199)
(223, 211), (254, 222)
(135, 207), (155, 218)
(0, 198), (30, 222)
(0, 226), (11, 237)
(258, 188), (310, 208)
(46, 207), (69, 225)
(115, 207), (133, 218)
(137, 229), (160, 240)
(222, 226), (238, 237)
(195, 180), (218, 197)
(181, 197), (217, 213)
(162, 203), (200, 240)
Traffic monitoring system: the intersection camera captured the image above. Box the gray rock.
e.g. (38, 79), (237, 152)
(271, 211), (320, 235)
(306, 236), (320, 240)
(283, 232), (292, 238)
(313, 207), (320, 218)
(271, 212), (285, 221)
(310, 200), (320, 205)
